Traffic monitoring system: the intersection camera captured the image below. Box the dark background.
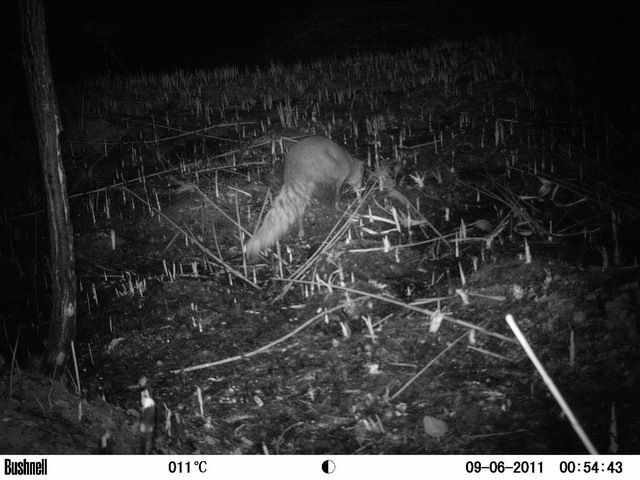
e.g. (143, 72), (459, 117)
(1, 1), (636, 79)
(1, 0), (638, 222)
(0, 0), (638, 222)
(2, 1), (638, 151)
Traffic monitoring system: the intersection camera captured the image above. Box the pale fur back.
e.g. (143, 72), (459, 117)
(245, 136), (363, 261)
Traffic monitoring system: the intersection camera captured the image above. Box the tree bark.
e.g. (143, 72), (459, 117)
(19, 0), (77, 376)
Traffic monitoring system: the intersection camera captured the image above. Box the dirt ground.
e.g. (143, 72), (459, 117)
(2, 259), (639, 454)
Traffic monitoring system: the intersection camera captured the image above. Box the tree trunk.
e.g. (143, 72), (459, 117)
(19, 0), (77, 376)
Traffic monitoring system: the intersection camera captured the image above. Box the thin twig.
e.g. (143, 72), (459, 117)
(172, 299), (367, 373)
(9, 326), (21, 398)
(275, 279), (517, 345)
(272, 183), (376, 302)
(505, 314), (598, 455)
(391, 326), (470, 401)
(123, 186), (259, 289)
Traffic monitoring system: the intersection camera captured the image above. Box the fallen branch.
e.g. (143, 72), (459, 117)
(172, 298), (368, 373)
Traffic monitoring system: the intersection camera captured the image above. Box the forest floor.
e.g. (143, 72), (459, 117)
(2, 34), (639, 454)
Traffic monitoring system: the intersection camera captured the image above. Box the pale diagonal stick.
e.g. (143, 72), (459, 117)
(506, 314), (598, 455)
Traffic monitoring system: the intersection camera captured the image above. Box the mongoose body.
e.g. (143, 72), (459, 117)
(245, 136), (363, 261)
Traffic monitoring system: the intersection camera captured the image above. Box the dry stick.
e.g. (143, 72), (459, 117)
(351, 235), (491, 255)
(505, 314), (599, 455)
(273, 179), (457, 300)
(271, 206), (354, 299)
(527, 165), (640, 219)
(386, 187), (451, 250)
(272, 183), (377, 303)
(466, 345), (513, 362)
(211, 213), (222, 259)
(233, 183), (247, 277)
(275, 239), (284, 279)
(391, 325), (471, 401)
(67, 160), (267, 201)
(277, 279), (517, 345)
(473, 182), (550, 239)
(122, 186), (259, 289)
(71, 340), (81, 396)
(91, 115), (259, 145)
(9, 327), (21, 398)
(471, 163), (622, 239)
(191, 184), (251, 237)
(488, 183), (547, 232)
(171, 300), (366, 373)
